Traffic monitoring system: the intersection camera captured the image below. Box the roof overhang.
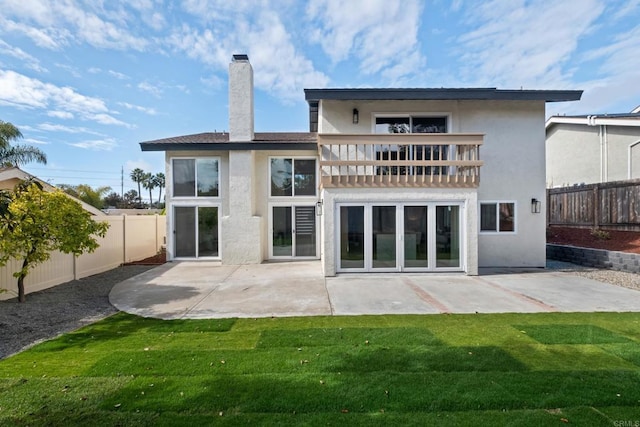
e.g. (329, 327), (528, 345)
(546, 115), (640, 130)
(140, 141), (318, 151)
(305, 88), (583, 103)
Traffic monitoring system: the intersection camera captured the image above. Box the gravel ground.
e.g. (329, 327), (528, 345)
(1, 261), (639, 360)
(0, 265), (155, 360)
(546, 260), (640, 291)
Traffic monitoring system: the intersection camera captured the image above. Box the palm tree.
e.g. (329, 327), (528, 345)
(129, 168), (146, 205)
(0, 120), (47, 167)
(152, 172), (165, 205)
(141, 172), (155, 207)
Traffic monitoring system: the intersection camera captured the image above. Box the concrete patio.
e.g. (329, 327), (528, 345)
(109, 261), (640, 319)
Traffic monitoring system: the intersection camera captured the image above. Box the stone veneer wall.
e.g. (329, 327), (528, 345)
(547, 244), (640, 274)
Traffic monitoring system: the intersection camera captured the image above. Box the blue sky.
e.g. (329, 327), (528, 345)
(1, 0), (639, 199)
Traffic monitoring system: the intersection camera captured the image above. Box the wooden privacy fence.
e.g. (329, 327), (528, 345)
(547, 179), (640, 231)
(0, 215), (166, 300)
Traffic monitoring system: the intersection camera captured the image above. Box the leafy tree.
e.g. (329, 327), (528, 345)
(58, 184), (112, 209)
(130, 168), (146, 204)
(103, 191), (122, 208)
(122, 190), (139, 208)
(153, 172), (165, 205)
(141, 172), (155, 207)
(0, 120), (47, 167)
(0, 180), (109, 302)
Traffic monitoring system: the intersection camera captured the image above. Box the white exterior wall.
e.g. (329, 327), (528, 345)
(546, 124), (640, 186)
(546, 124), (601, 186)
(254, 150), (319, 258)
(461, 101), (547, 268)
(318, 98), (547, 269)
(164, 150), (228, 261)
(320, 187), (478, 276)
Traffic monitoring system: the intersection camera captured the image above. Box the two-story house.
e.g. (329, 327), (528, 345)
(141, 54), (582, 276)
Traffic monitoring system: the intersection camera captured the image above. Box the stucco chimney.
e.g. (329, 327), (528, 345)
(228, 54), (254, 142)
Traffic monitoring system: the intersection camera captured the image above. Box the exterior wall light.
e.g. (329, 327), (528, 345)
(316, 200), (323, 216)
(531, 198), (541, 214)
(352, 108), (359, 124)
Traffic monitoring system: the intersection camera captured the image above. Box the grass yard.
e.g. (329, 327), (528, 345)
(1, 312), (640, 425)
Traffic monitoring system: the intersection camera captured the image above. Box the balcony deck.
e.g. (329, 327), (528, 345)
(318, 133), (484, 188)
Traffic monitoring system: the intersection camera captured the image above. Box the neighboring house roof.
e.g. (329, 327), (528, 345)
(304, 88), (583, 103)
(0, 167), (105, 216)
(546, 113), (640, 130)
(140, 132), (317, 152)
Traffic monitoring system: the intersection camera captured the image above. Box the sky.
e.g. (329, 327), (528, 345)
(1, 0), (639, 200)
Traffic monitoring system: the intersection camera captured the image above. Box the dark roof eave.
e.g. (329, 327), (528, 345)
(140, 142), (318, 152)
(304, 88), (583, 103)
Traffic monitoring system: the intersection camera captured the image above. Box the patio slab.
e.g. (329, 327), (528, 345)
(109, 261), (640, 319)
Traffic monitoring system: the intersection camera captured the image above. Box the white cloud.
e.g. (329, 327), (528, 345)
(455, 0), (604, 88)
(88, 113), (133, 128)
(0, 69), (135, 126)
(88, 67), (101, 74)
(23, 137), (49, 145)
(167, 6), (329, 102)
(0, 39), (48, 73)
(138, 81), (163, 97)
(47, 110), (74, 119)
(67, 138), (118, 151)
(37, 122), (106, 136)
(307, 0), (425, 80)
(0, 0), (149, 51)
(118, 102), (158, 115)
(108, 70), (129, 79)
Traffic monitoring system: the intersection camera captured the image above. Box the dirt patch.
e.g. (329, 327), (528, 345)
(547, 226), (640, 254)
(124, 248), (167, 265)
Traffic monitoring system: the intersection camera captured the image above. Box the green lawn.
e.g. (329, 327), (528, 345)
(1, 312), (640, 425)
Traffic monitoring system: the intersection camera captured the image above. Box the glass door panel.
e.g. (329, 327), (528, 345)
(436, 205), (460, 268)
(295, 206), (316, 257)
(372, 206), (396, 269)
(198, 207), (218, 257)
(404, 206), (428, 268)
(272, 206), (293, 256)
(175, 207), (196, 257)
(340, 206), (365, 268)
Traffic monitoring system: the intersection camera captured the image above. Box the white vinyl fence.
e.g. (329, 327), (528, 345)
(0, 215), (166, 300)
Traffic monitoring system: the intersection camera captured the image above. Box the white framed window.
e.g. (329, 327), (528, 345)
(270, 157), (317, 197)
(172, 158), (220, 198)
(373, 114), (450, 134)
(480, 202), (516, 233)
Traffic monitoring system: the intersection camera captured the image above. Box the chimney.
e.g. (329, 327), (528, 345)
(228, 54), (254, 142)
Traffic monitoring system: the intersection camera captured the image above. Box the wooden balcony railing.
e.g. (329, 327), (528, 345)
(317, 133), (484, 188)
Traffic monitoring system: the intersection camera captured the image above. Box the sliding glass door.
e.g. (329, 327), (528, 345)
(174, 206), (219, 258)
(271, 205), (318, 258)
(337, 203), (463, 272)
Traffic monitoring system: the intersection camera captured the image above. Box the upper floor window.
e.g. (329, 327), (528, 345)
(480, 202), (515, 233)
(271, 158), (316, 197)
(172, 158), (219, 197)
(375, 116), (448, 134)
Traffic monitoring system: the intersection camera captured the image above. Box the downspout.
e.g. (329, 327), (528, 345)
(603, 124), (608, 182)
(629, 141), (640, 179)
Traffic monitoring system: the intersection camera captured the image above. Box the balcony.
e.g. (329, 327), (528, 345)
(317, 133), (484, 188)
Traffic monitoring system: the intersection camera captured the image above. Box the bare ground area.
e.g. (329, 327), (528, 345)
(547, 226), (640, 254)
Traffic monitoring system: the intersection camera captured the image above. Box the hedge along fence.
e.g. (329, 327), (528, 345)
(0, 215), (166, 300)
(547, 179), (640, 231)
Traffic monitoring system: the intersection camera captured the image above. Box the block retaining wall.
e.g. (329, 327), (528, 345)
(547, 244), (640, 274)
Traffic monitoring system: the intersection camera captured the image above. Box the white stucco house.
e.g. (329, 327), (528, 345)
(546, 108), (640, 187)
(141, 54), (581, 276)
